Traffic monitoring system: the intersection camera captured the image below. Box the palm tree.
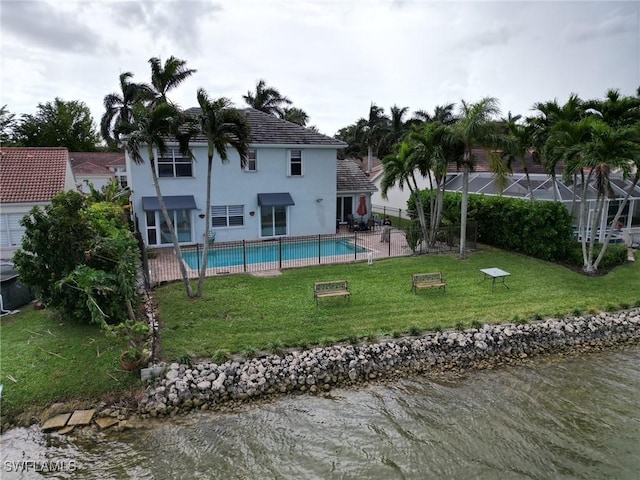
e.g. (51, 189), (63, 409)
(379, 105), (410, 155)
(116, 102), (196, 297)
(500, 113), (536, 199)
(584, 89), (640, 128)
(193, 88), (250, 297)
(100, 72), (153, 147)
(243, 79), (292, 117)
(529, 94), (585, 201)
(282, 107), (309, 126)
(357, 103), (389, 173)
(149, 56), (197, 107)
(559, 119), (640, 273)
(449, 97), (501, 259)
(412, 103), (456, 125)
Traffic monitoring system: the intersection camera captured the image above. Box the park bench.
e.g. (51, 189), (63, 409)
(314, 280), (351, 304)
(412, 272), (447, 293)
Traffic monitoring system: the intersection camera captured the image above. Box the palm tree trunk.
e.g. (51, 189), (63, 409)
(148, 146), (194, 297)
(196, 155), (214, 297)
(459, 164), (469, 260)
(367, 145), (373, 174)
(594, 173), (639, 269)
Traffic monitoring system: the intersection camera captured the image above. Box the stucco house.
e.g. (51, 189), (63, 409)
(0, 147), (77, 259)
(127, 108), (378, 248)
(69, 151), (127, 193)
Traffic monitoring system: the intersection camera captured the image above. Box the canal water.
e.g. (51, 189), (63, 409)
(2, 346), (639, 479)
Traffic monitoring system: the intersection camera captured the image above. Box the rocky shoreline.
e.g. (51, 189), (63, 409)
(138, 308), (640, 419)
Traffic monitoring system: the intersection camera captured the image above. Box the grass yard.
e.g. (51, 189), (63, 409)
(157, 247), (640, 361)
(0, 307), (140, 423)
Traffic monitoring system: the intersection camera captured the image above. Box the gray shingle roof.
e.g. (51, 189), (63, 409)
(183, 107), (347, 147)
(337, 159), (378, 193)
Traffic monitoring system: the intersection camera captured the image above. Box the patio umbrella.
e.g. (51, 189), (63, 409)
(356, 194), (368, 219)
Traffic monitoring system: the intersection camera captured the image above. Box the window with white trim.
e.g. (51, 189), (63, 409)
(244, 149), (257, 172)
(0, 213), (26, 247)
(211, 205), (244, 228)
(288, 149), (303, 176)
(158, 148), (192, 178)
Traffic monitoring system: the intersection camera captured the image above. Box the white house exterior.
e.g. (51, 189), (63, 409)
(69, 152), (127, 193)
(127, 108), (349, 247)
(0, 147), (77, 260)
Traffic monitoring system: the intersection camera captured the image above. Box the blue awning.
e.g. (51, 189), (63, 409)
(142, 195), (197, 211)
(257, 193), (295, 207)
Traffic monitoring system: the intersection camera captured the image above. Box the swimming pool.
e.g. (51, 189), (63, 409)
(182, 238), (369, 269)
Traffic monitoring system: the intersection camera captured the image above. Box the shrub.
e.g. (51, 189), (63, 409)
(562, 242), (627, 270)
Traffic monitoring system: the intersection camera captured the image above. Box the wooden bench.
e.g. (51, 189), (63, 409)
(314, 280), (351, 304)
(412, 272), (447, 293)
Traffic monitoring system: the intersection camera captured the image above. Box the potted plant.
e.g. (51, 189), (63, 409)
(120, 348), (143, 371)
(109, 320), (151, 372)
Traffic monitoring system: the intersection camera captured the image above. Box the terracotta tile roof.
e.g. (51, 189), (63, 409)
(69, 152), (125, 168)
(73, 162), (112, 176)
(184, 107), (348, 147)
(447, 148), (561, 174)
(337, 159), (378, 193)
(0, 147), (71, 203)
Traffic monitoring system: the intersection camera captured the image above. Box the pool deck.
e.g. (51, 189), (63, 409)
(146, 226), (413, 285)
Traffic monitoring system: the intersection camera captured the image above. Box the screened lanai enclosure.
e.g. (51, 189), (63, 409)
(444, 172), (640, 243)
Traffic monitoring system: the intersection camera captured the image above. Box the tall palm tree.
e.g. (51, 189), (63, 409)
(500, 113), (536, 199)
(100, 72), (153, 147)
(559, 119), (640, 273)
(529, 94), (585, 201)
(378, 105), (410, 155)
(243, 79), (292, 117)
(584, 89), (640, 128)
(357, 103), (389, 173)
(449, 97), (501, 259)
(116, 102), (196, 297)
(193, 88), (250, 297)
(149, 56), (197, 107)
(412, 103), (456, 126)
(282, 107), (309, 126)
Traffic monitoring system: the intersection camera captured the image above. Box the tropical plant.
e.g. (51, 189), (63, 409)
(149, 56), (197, 107)
(192, 88), (250, 297)
(0, 104), (16, 145)
(243, 79), (292, 117)
(448, 97), (502, 259)
(116, 101), (196, 296)
(558, 119), (640, 273)
(13, 191), (139, 327)
(100, 72), (153, 147)
(357, 103), (390, 172)
(282, 107), (309, 126)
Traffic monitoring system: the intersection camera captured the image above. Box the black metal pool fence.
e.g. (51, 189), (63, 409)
(141, 224), (476, 286)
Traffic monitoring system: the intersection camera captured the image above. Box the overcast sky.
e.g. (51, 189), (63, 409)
(1, 0), (638, 137)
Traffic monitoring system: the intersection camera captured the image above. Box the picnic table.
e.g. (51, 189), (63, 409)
(480, 268), (510, 290)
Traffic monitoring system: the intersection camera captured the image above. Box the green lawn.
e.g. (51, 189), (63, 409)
(0, 307), (140, 423)
(157, 247), (640, 360)
(2, 247), (638, 425)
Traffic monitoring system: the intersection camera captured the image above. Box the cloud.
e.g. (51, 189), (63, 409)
(564, 5), (640, 42)
(0, 0), (102, 53)
(108, 0), (222, 53)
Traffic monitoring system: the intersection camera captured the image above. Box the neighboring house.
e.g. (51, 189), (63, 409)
(69, 151), (127, 193)
(127, 108), (349, 247)
(336, 159), (377, 225)
(0, 147), (77, 259)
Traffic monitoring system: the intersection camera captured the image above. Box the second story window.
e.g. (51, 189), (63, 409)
(288, 149), (303, 176)
(244, 149), (257, 172)
(158, 149), (192, 178)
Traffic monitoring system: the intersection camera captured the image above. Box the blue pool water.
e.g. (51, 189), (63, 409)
(182, 239), (368, 269)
